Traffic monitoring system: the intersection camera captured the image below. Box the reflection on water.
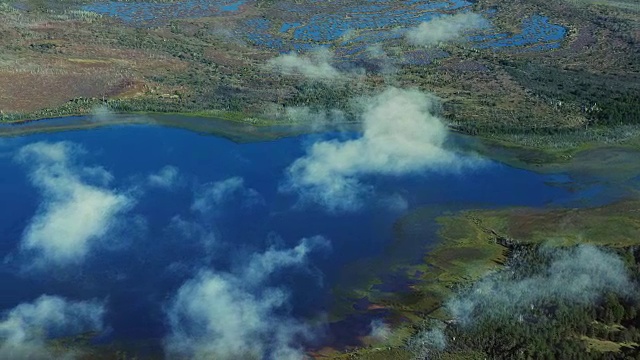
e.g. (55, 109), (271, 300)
(0, 116), (617, 356)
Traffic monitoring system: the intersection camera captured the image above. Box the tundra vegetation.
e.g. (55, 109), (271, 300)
(0, 0), (638, 155)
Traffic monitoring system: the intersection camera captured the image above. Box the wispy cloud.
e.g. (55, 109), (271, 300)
(166, 215), (219, 264)
(90, 105), (114, 123)
(267, 48), (345, 81)
(15, 142), (135, 268)
(164, 236), (330, 360)
(407, 245), (636, 356)
(262, 104), (352, 134)
(281, 87), (477, 212)
(405, 13), (488, 46)
(0, 295), (105, 359)
(160, 175), (264, 275)
(365, 44), (397, 77)
(378, 193), (409, 212)
(284, 107), (347, 127)
(148, 165), (181, 189)
(406, 322), (447, 358)
(191, 176), (262, 214)
(369, 319), (391, 341)
(447, 245), (637, 325)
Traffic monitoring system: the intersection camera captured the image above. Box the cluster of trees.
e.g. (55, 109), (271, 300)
(285, 82), (360, 111)
(594, 93), (640, 127)
(450, 121), (580, 137)
(504, 61), (640, 128)
(443, 293), (640, 359)
(411, 244), (640, 359)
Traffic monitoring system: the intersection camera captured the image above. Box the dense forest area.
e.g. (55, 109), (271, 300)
(408, 243), (640, 359)
(450, 60), (640, 137)
(504, 63), (640, 127)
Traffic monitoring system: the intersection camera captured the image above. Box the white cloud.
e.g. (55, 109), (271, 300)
(0, 295), (105, 359)
(191, 176), (262, 214)
(148, 165), (180, 189)
(16, 142), (135, 267)
(164, 236), (330, 360)
(281, 87), (476, 212)
(405, 13), (488, 46)
(267, 48), (342, 81)
(446, 245), (637, 325)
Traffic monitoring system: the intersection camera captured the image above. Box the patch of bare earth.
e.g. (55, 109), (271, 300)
(0, 71), (127, 113)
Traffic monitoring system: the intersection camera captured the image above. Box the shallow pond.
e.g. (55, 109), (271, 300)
(81, 0), (566, 55)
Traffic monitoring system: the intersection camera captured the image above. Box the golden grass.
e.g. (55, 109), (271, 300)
(0, 71), (120, 112)
(473, 201), (640, 247)
(581, 335), (639, 353)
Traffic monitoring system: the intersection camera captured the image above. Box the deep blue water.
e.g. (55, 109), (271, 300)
(0, 123), (590, 351)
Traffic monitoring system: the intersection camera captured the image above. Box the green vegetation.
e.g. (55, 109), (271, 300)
(502, 62), (640, 128)
(417, 244), (640, 360)
(332, 200), (640, 359)
(469, 202), (640, 247)
(1, 0), (638, 163)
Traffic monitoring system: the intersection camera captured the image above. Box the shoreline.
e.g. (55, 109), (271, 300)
(325, 199), (640, 358)
(5, 111), (640, 177)
(0, 111), (365, 142)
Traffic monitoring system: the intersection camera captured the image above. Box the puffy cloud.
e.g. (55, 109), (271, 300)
(0, 295), (105, 359)
(281, 87), (475, 212)
(446, 245), (637, 325)
(191, 176), (262, 214)
(164, 236), (330, 360)
(267, 48), (342, 81)
(405, 13), (488, 46)
(148, 165), (181, 189)
(15, 142), (134, 267)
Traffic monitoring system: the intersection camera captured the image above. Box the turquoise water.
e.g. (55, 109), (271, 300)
(0, 120), (596, 355)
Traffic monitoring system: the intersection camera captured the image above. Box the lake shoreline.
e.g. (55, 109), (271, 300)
(0, 111), (366, 143)
(5, 113), (640, 176)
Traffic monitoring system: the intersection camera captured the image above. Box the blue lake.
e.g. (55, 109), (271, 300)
(0, 119), (600, 354)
